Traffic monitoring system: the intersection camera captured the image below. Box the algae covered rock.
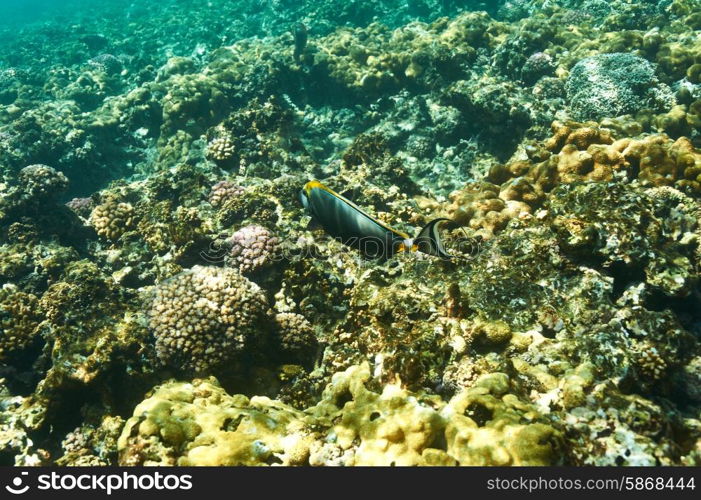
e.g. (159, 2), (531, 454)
(17, 164), (69, 203)
(548, 181), (699, 297)
(0, 381), (49, 465)
(0, 287), (43, 361)
(57, 417), (125, 466)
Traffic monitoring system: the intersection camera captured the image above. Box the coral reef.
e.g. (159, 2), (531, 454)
(1, 0), (701, 468)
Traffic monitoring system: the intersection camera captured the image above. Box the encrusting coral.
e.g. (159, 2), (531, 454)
(118, 363), (562, 466)
(447, 120), (701, 241)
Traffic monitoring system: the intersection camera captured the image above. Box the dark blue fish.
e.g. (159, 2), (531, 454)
(300, 180), (453, 259)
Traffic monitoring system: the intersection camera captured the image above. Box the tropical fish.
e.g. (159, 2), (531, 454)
(293, 23), (308, 61)
(300, 180), (453, 259)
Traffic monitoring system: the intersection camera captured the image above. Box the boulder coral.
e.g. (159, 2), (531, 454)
(147, 265), (270, 373)
(225, 224), (280, 275)
(118, 363), (562, 466)
(90, 197), (137, 242)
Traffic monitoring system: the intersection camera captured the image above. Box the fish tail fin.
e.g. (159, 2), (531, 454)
(299, 189), (309, 210)
(414, 218), (455, 259)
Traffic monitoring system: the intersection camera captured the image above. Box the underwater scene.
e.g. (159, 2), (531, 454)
(0, 0), (700, 467)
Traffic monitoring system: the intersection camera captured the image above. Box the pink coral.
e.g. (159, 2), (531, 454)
(226, 224), (280, 274)
(208, 180), (245, 208)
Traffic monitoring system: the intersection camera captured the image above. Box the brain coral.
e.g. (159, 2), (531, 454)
(566, 53), (674, 121)
(148, 265), (269, 373)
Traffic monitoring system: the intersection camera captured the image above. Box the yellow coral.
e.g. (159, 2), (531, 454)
(118, 377), (313, 466)
(443, 373), (559, 466)
(90, 197), (136, 241)
(206, 135), (235, 162)
(118, 363), (562, 466)
(448, 120), (701, 239)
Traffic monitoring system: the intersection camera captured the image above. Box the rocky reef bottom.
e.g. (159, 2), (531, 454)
(1, 122), (701, 467)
